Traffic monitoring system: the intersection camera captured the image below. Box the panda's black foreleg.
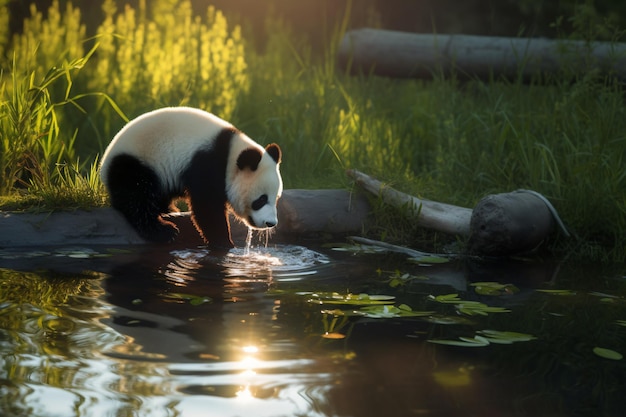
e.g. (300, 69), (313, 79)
(182, 148), (234, 249)
(187, 196), (234, 248)
(105, 154), (179, 243)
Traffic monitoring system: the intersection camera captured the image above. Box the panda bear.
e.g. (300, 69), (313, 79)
(99, 107), (283, 248)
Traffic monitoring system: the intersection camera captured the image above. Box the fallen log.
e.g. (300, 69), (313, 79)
(338, 29), (626, 80)
(468, 190), (567, 256)
(347, 169), (568, 256)
(347, 169), (472, 236)
(0, 189), (371, 248)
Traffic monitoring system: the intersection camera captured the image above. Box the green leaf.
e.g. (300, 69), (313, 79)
(593, 347), (623, 360)
(470, 281), (519, 296)
(431, 293), (462, 303)
(357, 304), (434, 318)
(408, 256), (449, 264)
(428, 337), (489, 347)
(306, 292), (395, 306)
(430, 293), (510, 316)
(190, 296), (211, 306)
(477, 330), (536, 343)
(616, 320), (626, 327)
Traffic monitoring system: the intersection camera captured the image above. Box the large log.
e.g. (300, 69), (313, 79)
(467, 191), (564, 256)
(0, 189), (371, 247)
(338, 29), (626, 80)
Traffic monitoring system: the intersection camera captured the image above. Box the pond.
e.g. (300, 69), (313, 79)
(1, 237), (625, 417)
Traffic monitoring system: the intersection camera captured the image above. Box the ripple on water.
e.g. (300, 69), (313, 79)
(170, 244), (330, 281)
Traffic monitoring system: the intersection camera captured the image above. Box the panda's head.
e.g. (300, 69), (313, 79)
(228, 143), (283, 230)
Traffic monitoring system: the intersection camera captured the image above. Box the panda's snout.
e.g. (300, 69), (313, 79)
(247, 215), (277, 229)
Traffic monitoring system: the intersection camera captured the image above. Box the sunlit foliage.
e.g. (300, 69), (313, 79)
(91, 0), (248, 119)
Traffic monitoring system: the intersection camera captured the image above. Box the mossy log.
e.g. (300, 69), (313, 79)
(338, 29), (626, 80)
(347, 169), (472, 236)
(347, 169), (568, 256)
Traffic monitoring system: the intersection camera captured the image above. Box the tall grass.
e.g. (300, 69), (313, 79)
(0, 0), (625, 260)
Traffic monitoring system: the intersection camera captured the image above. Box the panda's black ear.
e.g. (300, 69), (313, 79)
(237, 148), (263, 171)
(265, 143), (281, 164)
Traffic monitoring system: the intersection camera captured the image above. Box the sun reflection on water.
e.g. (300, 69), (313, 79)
(235, 345), (261, 401)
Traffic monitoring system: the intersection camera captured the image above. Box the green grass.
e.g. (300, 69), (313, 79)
(1, 0), (625, 261)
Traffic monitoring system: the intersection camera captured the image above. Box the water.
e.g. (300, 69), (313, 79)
(1, 240), (625, 417)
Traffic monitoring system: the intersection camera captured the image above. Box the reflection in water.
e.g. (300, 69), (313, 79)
(1, 245), (340, 417)
(1, 245), (626, 416)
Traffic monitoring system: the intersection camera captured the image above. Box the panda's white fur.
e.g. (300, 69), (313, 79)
(99, 107), (282, 247)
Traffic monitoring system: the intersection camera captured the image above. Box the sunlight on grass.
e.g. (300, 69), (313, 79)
(1, 0), (625, 259)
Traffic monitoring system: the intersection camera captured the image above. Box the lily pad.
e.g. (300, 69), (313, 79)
(327, 243), (387, 254)
(470, 282), (519, 296)
(477, 330), (536, 344)
(305, 292), (395, 306)
(358, 304), (434, 319)
(388, 271), (429, 288)
(457, 303), (511, 316)
(593, 347), (623, 360)
(408, 256), (449, 264)
(428, 337), (489, 347)
(429, 293), (462, 303)
(429, 330), (535, 348)
(429, 294), (510, 316)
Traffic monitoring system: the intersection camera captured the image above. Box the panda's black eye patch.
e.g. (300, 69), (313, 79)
(252, 194), (268, 211)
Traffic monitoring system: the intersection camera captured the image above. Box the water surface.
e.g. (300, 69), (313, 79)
(1, 241), (625, 416)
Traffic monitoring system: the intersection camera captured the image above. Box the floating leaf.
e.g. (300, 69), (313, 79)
(477, 330), (536, 344)
(429, 330), (535, 348)
(428, 337), (489, 347)
(429, 294), (509, 316)
(327, 243), (387, 254)
(470, 282), (519, 296)
(593, 347), (623, 360)
(408, 256), (449, 264)
(387, 271), (429, 287)
(430, 293), (462, 303)
(389, 278), (404, 288)
(306, 292), (395, 306)
(456, 303), (510, 316)
(358, 304), (434, 319)
(190, 296), (212, 306)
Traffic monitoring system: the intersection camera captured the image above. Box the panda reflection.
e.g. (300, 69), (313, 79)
(99, 107), (283, 248)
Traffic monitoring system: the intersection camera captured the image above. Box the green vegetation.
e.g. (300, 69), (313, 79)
(1, 0), (625, 260)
